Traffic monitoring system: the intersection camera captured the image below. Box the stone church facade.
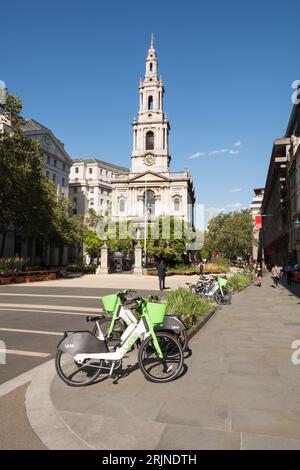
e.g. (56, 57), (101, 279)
(111, 35), (195, 226)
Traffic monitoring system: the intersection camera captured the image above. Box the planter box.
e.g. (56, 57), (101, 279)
(0, 270), (61, 285)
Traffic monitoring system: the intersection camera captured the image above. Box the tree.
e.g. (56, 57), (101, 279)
(85, 208), (101, 230)
(0, 92), (87, 262)
(203, 210), (254, 259)
(142, 217), (196, 266)
(84, 230), (103, 264)
(0, 94), (58, 256)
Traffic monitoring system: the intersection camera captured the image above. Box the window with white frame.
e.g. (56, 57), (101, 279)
(119, 198), (125, 213)
(174, 197), (180, 211)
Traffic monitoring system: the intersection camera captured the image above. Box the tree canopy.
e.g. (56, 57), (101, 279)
(203, 210), (254, 260)
(0, 93), (87, 257)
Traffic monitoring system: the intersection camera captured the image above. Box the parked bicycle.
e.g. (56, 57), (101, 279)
(89, 290), (188, 352)
(186, 276), (232, 306)
(55, 292), (184, 386)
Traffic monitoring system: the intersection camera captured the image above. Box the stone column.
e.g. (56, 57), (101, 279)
(97, 242), (110, 274)
(134, 242), (143, 275)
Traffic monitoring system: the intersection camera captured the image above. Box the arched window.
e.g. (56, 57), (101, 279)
(148, 96), (153, 110)
(119, 198), (125, 213)
(150, 62), (153, 72)
(146, 131), (154, 150)
(144, 190), (155, 215)
(174, 197), (180, 212)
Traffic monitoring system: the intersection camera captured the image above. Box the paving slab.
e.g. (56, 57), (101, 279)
(241, 432), (300, 450)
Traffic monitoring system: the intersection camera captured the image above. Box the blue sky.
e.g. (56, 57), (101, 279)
(1, 0), (299, 224)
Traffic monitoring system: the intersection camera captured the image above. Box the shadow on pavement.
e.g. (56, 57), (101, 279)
(279, 275), (300, 299)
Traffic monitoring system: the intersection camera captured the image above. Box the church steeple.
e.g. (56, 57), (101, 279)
(131, 35), (171, 174)
(145, 33), (158, 80)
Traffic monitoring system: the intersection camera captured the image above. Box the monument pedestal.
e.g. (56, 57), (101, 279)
(134, 242), (143, 275)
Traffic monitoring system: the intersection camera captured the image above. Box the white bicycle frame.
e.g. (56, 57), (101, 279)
(94, 305), (137, 341)
(74, 313), (149, 363)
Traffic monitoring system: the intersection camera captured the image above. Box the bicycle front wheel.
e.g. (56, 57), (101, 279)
(214, 292), (222, 306)
(55, 349), (103, 387)
(221, 287), (232, 305)
(138, 332), (183, 383)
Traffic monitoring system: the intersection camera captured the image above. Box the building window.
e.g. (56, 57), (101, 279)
(63, 163), (66, 171)
(47, 155), (50, 164)
(46, 170), (49, 178)
(62, 177), (65, 187)
(54, 159), (57, 167)
(72, 208), (77, 215)
(119, 198), (125, 212)
(148, 96), (153, 110)
(146, 131), (154, 150)
(73, 197), (77, 205)
(89, 168), (93, 174)
(150, 63), (153, 72)
(90, 187), (94, 193)
(53, 174), (56, 183)
(144, 190), (155, 215)
(75, 167), (79, 173)
(174, 197), (180, 212)
(90, 198), (94, 206)
(73, 187), (77, 194)
(100, 199), (103, 205)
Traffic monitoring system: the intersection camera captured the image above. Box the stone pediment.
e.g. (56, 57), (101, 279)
(128, 171), (170, 183)
(22, 120), (73, 164)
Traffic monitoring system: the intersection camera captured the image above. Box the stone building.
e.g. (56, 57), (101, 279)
(69, 158), (129, 217)
(250, 187), (264, 261)
(261, 138), (289, 266)
(22, 119), (73, 198)
(286, 103), (300, 263)
(110, 35), (195, 226)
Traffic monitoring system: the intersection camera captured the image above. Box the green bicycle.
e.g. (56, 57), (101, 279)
(55, 293), (184, 386)
(89, 290), (188, 352)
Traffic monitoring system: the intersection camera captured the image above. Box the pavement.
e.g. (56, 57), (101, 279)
(1, 273), (300, 449)
(0, 274), (191, 384)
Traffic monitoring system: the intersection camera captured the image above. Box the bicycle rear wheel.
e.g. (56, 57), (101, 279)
(177, 329), (188, 352)
(138, 332), (183, 383)
(55, 349), (102, 387)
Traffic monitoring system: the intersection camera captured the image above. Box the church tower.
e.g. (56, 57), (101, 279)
(131, 33), (171, 174)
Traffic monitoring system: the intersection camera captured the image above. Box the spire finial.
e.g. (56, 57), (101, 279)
(150, 32), (154, 48)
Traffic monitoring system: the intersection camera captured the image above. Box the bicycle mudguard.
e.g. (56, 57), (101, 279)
(155, 315), (186, 333)
(57, 331), (109, 355)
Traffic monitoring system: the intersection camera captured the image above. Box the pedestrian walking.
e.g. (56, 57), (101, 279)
(285, 264), (294, 286)
(199, 261), (204, 276)
(157, 260), (167, 291)
(271, 264), (281, 288)
(255, 262), (263, 286)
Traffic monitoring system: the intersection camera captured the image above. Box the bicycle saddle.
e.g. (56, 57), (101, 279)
(86, 315), (106, 322)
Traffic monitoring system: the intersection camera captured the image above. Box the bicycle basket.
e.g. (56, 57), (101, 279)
(101, 294), (119, 312)
(217, 277), (228, 287)
(145, 301), (167, 325)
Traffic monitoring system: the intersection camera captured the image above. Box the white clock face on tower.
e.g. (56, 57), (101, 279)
(143, 154), (155, 166)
